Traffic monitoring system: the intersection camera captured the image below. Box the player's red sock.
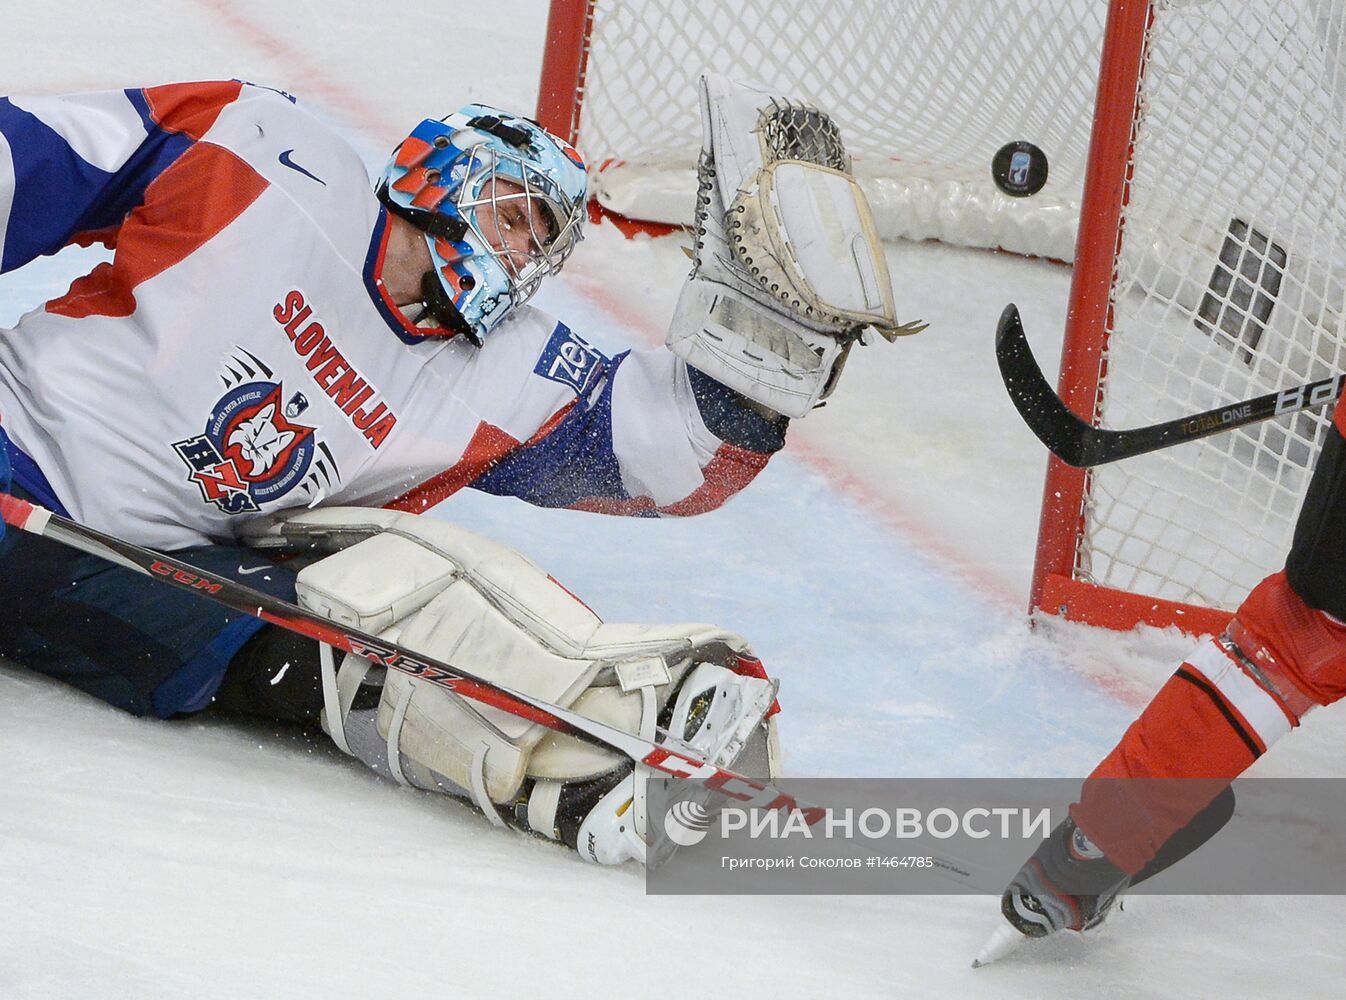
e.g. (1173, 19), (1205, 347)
(1072, 571), (1346, 875)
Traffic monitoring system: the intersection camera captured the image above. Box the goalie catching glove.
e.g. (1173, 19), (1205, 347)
(242, 508), (781, 865)
(667, 74), (926, 419)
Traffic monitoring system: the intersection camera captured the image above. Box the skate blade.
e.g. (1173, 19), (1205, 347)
(971, 921), (1028, 968)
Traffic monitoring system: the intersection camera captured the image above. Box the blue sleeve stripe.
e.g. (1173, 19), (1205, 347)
(97, 124), (194, 233)
(3, 435), (72, 518)
(0, 98), (112, 269)
(124, 87), (156, 134)
(0, 93), (193, 272)
(686, 364), (788, 453)
(470, 351), (631, 508)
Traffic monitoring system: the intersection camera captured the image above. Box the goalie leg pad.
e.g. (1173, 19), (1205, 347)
(244, 507), (781, 863)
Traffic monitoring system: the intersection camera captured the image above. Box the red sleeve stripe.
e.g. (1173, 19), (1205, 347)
(385, 421), (520, 514)
(565, 442), (770, 518)
(524, 400), (579, 446)
(659, 443), (770, 516)
(566, 495), (658, 517)
(65, 225), (122, 251)
(47, 142), (269, 320)
(143, 81), (245, 141)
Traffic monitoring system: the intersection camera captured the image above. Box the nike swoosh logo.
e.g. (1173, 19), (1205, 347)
(237, 564), (270, 576)
(278, 149), (326, 186)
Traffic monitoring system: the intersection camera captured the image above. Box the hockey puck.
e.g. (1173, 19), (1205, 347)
(991, 141), (1048, 198)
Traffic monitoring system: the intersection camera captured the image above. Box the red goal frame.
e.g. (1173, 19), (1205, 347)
(535, 0), (1236, 637)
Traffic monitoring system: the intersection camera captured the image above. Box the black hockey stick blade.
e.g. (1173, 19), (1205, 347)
(995, 303), (1095, 466)
(995, 303), (1346, 467)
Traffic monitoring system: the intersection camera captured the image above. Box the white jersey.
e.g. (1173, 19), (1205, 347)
(0, 82), (784, 549)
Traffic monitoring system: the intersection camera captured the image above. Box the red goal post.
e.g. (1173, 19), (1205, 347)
(536, 0), (1346, 638)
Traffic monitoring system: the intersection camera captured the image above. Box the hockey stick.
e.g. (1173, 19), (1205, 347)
(995, 303), (1346, 468)
(0, 490), (762, 788)
(0, 490), (988, 887)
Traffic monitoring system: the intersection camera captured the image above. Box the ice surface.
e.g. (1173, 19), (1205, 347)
(2, 2), (1344, 997)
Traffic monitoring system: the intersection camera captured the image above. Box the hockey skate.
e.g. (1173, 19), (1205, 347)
(512, 653), (781, 867)
(975, 817), (1129, 967)
(975, 785), (1236, 965)
(1003, 818), (1128, 934)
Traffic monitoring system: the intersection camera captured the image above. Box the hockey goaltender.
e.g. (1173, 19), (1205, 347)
(0, 75), (920, 864)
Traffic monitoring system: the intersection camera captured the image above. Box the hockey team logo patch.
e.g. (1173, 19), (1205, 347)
(174, 348), (345, 515)
(534, 322), (605, 395)
(175, 380), (317, 515)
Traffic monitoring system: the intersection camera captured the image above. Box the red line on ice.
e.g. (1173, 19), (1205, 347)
(190, 0), (396, 141)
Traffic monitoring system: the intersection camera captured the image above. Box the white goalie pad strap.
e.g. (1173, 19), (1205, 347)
(526, 775), (564, 837)
(318, 646), (383, 759)
(385, 680), (415, 787)
(469, 742), (508, 828)
(631, 685), (658, 842)
(318, 643), (351, 755)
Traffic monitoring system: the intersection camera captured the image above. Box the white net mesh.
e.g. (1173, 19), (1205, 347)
(564, 0), (1346, 615)
(1084, 0), (1346, 610)
(577, 0), (1107, 260)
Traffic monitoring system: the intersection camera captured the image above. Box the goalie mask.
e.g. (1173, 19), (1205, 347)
(376, 105), (588, 345)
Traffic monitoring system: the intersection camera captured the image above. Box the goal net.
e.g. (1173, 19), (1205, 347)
(537, 0), (1346, 634)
